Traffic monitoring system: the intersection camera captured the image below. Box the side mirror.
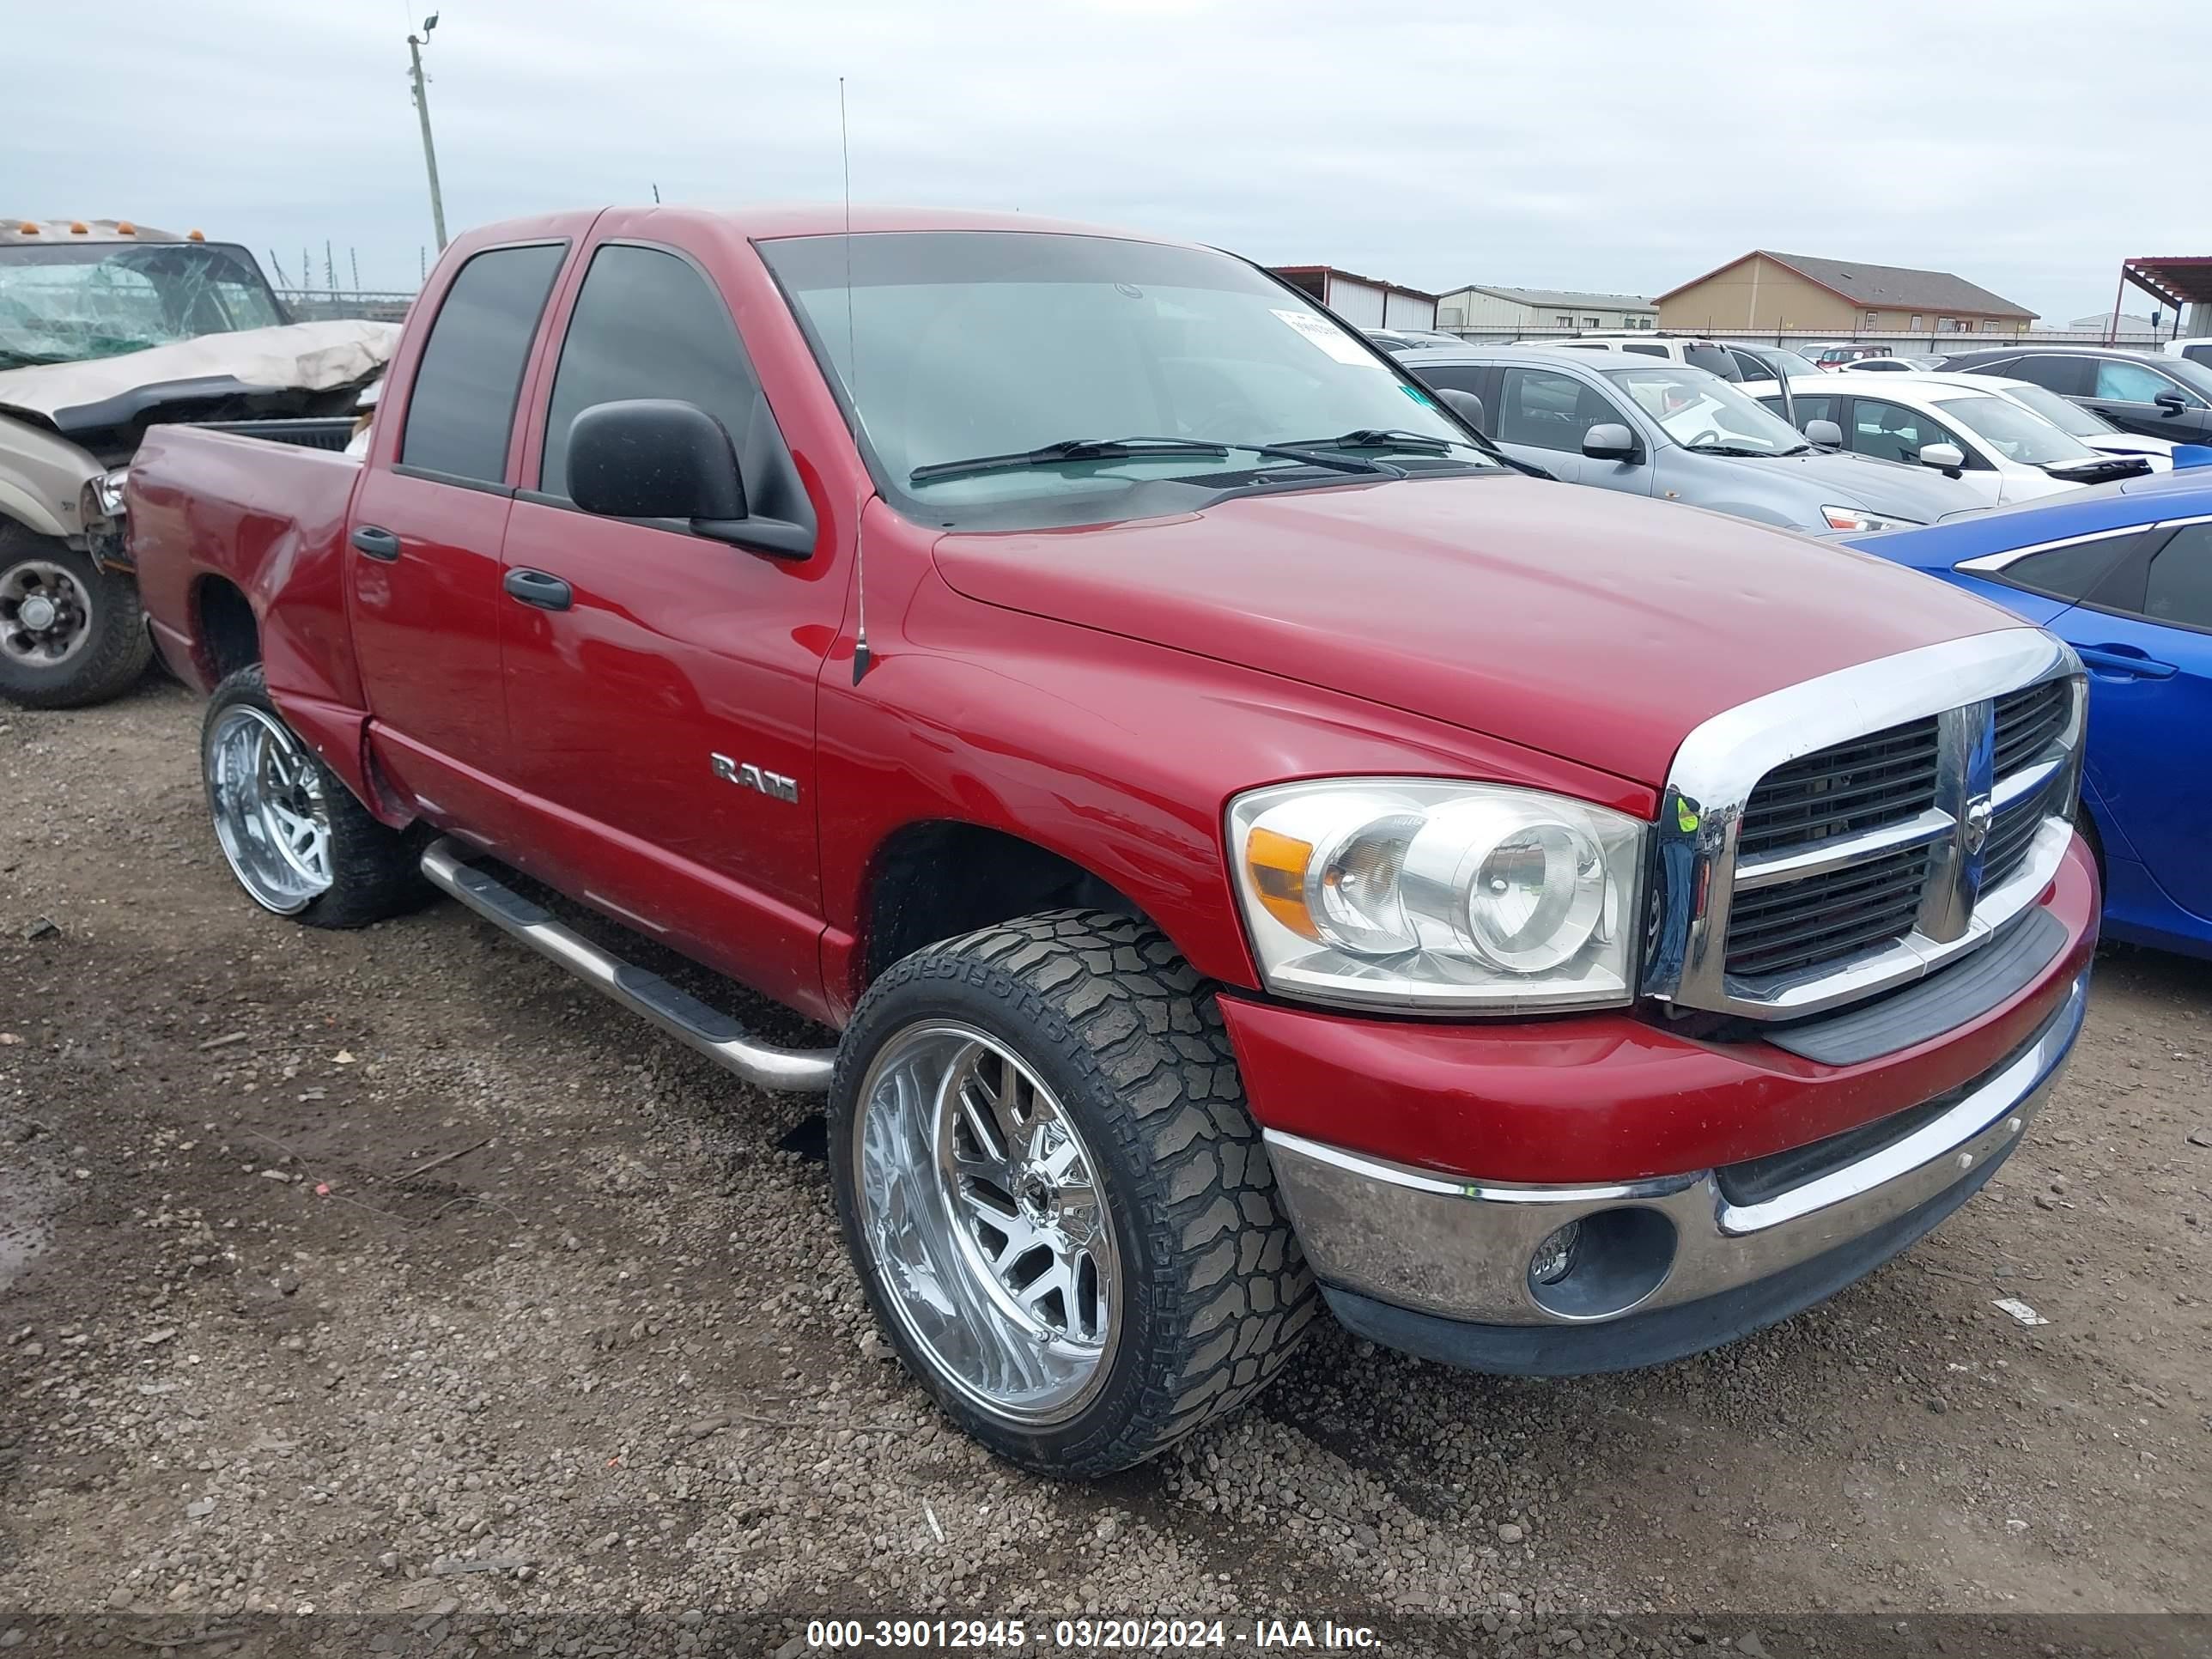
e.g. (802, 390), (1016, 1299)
(1804, 418), (1844, 448)
(1917, 441), (1966, 473)
(568, 399), (745, 521)
(2170, 443), (2212, 469)
(2154, 391), (2189, 416)
(1435, 386), (1486, 432)
(1582, 422), (1636, 461)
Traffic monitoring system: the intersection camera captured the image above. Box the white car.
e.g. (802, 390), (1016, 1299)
(1519, 333), (1744, 379)
(1741, 370), (2158, 506)
(1974, 375), (2183, 470)
(2164, 336), (2212, 368)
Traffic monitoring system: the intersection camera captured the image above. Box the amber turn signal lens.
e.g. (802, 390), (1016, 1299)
(187, 228), (206, 240)
(15, 222), (38, 234)
(116, 221), (136, 234)
(1244, 827), (1318, 940)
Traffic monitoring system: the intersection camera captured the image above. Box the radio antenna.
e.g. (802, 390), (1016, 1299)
(842, 76), (873, 685)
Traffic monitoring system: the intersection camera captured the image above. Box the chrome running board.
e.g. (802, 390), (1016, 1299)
(419, 838), (835, 1094)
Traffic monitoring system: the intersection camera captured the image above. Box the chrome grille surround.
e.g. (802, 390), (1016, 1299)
(1644, 629), (2084, 1020)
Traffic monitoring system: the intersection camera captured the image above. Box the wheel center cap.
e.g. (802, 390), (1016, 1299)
(1016, 1172), (1058, 1223)
(18, 596), (57, 631)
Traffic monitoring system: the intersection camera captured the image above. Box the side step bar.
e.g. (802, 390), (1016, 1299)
(419, 838), (836, 1094)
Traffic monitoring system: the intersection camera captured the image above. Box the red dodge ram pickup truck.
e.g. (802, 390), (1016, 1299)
(126, 207), (2097, 1477)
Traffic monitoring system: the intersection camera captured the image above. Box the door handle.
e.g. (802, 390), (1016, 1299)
(502, 568), (573, 611)
(2076, 643), (2177, 680)
(350, 525), (402, 562)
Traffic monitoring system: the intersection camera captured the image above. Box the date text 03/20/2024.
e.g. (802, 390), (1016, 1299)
(804, 1620), (1382, 1649)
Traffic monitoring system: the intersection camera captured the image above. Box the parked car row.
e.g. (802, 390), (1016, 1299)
(117, 204), (2105, 1477)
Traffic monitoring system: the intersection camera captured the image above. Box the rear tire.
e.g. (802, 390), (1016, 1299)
(0, 531), (151, 709)
(201, 665), (428, 928)
(830, 908), (1317, 1478)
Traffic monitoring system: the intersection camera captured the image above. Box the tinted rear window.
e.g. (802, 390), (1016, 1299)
(1684, 343), (1740, 380)
(401, 242), (567, 483)
(1997, 534), (2145, 604)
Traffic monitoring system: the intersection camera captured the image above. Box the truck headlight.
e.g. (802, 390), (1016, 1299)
(1228, 780), (1645, 1012)
(92, 468), (129, 519)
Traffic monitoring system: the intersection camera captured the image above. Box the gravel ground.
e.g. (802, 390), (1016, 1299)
(2, 680), (2208, 1656)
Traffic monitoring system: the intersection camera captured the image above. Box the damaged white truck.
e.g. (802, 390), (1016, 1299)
(0, 219), (396, 707)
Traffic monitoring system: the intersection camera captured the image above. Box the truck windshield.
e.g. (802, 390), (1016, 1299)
(758, 230), (1490, 527)
(0, 241), (285, 369)
(1606, 366), (1813, 456)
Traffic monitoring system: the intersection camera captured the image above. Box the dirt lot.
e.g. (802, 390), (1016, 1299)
(3, 681), (2208, 1653)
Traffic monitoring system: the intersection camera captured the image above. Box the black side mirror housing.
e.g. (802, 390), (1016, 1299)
(1435, 386), (1486, 433)
(2155, 391), (2188, 416)
(568, 399), (746, 521)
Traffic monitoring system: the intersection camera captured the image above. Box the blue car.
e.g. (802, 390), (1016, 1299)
(1850, 466), (2212, 957)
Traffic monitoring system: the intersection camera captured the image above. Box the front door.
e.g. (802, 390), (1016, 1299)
(349, 240), (568, 827)
(2085, 358), (2212, 442)
(1491, 366), (1651, 491)
(2054, 520), (2212, 921)
(495, 237), (842, 1012)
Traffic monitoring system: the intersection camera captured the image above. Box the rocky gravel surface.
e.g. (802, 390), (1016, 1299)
(3, 682), (2208, 1656)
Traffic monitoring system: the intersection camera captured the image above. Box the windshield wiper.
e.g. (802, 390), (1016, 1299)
(909, 435), (1396, 485)
(1286, 428), (1483, 456)
(1681, 442), (1782, 458)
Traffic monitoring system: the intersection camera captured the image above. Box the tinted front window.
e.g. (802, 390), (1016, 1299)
(2184, 344), (2212, 368)
(401, 243), (566, 483)
(2096, 359), (2190, 404)
(1846, 398), (1954, 465)
(1620, 343), (1667, 358)
(2143, 524), (2212, 629)
(540, 244), (765, 496)
(759, 231), (1484, 530)
(1496, 369), (1616, 453)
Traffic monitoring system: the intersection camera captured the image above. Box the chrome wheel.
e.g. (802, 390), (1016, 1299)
(0, 558), (93, 672)
(205, 705), (334, 915)
(853, 1022), (1121, 1426)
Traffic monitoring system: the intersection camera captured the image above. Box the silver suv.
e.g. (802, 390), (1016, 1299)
(1401, 344), (1983, 532)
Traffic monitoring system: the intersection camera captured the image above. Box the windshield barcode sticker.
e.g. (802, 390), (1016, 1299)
(1272, 308), (1382, 367)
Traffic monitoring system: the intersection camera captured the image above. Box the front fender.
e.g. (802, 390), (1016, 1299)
(811, 559), (1654, 1024)
(0, 415), (101, 544)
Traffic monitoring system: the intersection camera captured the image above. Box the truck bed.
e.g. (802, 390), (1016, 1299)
(127, 422), (372, 741)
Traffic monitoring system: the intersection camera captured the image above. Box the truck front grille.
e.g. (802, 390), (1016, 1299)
(1735, 717), (1941, 858)
(1644, 634), (2086, 1021)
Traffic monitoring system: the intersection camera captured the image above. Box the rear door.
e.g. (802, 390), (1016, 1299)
(494, 232), (841, 1011)
(349, 238), (568, 823)
(2050, 520), (2212, 920)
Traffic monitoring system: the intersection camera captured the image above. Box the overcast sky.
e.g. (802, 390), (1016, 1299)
(12, 0), (2204, 324)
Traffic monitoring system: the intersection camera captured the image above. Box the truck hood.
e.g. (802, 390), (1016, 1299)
(0, 320), (398, 438)
(1708, 445), (1978, 522)
(930, 477), (2019, 788)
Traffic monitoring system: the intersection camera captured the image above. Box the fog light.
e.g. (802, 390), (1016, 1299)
(1528, 1221), (1582, 1286)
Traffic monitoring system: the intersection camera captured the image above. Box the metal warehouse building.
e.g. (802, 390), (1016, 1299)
(1269, 265), (1438, 331)
(1434, 284), (1656, 334)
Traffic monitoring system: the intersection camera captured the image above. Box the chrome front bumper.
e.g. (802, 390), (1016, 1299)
(1266, 971), (2086, 1335)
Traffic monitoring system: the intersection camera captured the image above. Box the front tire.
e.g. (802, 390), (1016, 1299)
(0, 531), (151, 709)
(830, 909), (1317, 1477)
(201, 665), (427, 928)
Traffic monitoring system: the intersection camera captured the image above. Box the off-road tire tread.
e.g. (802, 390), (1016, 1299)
(0, 531), (152, 709)
(833, 908), (1318, 1477)
(204, 665), (428, 930)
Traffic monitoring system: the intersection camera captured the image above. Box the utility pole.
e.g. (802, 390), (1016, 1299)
(407, 13), (449, 251)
